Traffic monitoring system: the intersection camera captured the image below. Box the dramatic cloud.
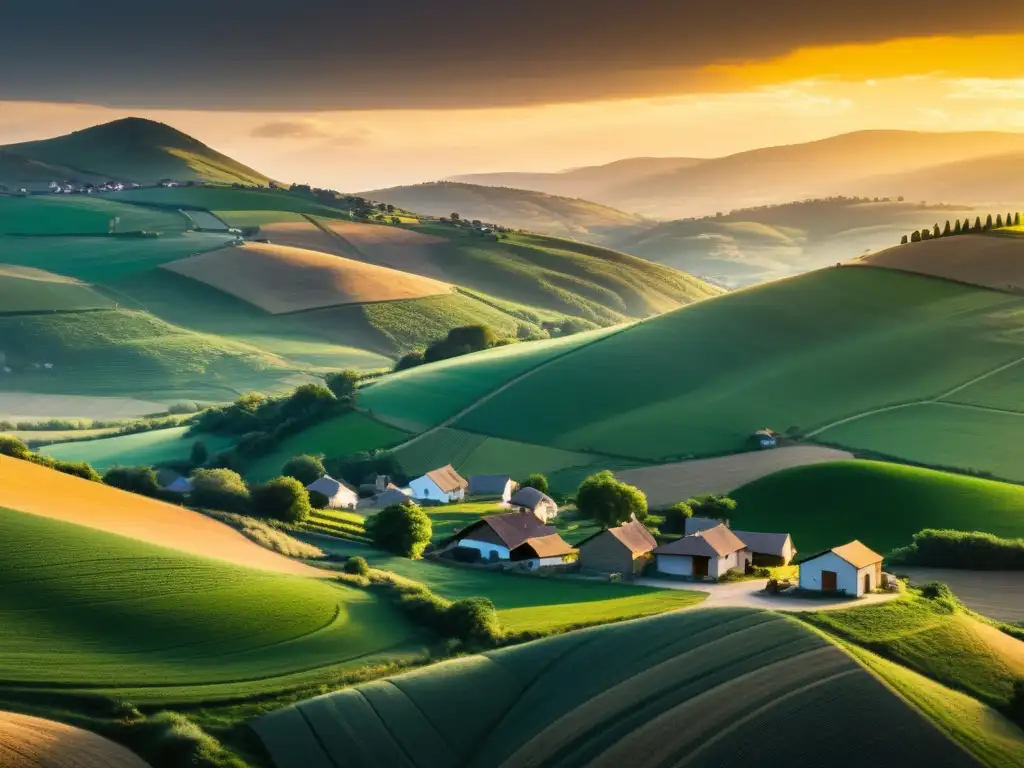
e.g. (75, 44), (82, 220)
(251, 121), (332, 139)
(2, 1), (1022, 109)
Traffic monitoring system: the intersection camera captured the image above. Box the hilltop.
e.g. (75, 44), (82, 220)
(360, 181), (649, 242)
(0, 117), (270, 187)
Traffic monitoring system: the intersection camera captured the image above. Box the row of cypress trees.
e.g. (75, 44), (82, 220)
(902, 212), (1021, 244)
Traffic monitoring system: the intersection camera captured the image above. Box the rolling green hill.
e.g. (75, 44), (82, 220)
(0, 194), (190, 235)
(0, 506), (418, 699)
(0, 267), (113, 313)
(730, 460), (1024, 555)
(256, 607), (991, 768)
(361, 181), (649, 243)
(0, 118), (270, 187)
(361, 266), (1024, 465)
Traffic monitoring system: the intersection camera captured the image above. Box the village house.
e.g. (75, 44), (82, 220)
(509, 486), (559, 522)
(798, 541), (883, 597)
(577, 517), (657, 577)
(451, 510), (573, 568)
(409, 465), (468, 503)
(654, 524), (751, 579)
(467, 474), (517, 502)
(734, 530), (797, 565)
(306, 475), (359, 510)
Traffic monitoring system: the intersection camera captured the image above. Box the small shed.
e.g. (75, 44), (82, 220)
(306, 475), (359, 510)
(468, 474), (517, 502)
(409, 465), (468, 503)
(733, 530), (797, 566)
(509, 486), (559, 522)
(797, 540), (883, 597)
(654, 524), (750, 579)
(577, 518), (657, 576)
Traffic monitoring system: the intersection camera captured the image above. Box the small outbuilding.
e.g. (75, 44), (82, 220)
(163, 476), (194, 495)
(733, 530), (797, 566)
(508, 534), (576, 570)
(797, 540), (883, 597)
(409, 465), (468, 503)
(306, 475), (359, 510)
(509, 486), (559, 522)
(467, 474), (517, 502)
(577, 518), (657, 577)
(654, 524), (750, 579)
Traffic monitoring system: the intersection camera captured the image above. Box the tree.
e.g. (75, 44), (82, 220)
(0, 435), (31, 459)
(104, 466), (161, 497)
(985, 214), (993, 230)
(447, 325), (496, 351)
(942, 220), (951, 236)
(190, 440), (208, 467)
(282, 384), (336, 419)
(933, 223), (941, 239)
(921, 228), (931, 240)
(450, 212), (460, 221)
(282, 454), (326, 486)
(1015, 213), (1021, 226)
(324, 370), (360, 400)
(396, 351), (425, 371)
(251, 476), (311, 523)
(445, 597), (501, 644)
(900, 235), (908, 245)
(576, 471), (648, 528)
(366, 502), (432, 558)
(953, 219), (962, 235)
(685, 493), (737, 521)
(344, 555), (369, 575)
(997, 214), (1004, 228)
(51, 460), (102, 482)
(519, 473), (549, 494)
(974, 216), (983, 232)
(910, 230), (921, 242)
(190, 468), (250, 513)
(309, 490), (330, 509)
(662, 501), (693, 534)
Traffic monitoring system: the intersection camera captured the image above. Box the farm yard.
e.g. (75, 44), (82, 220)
(256, 608), (985, 768)
(730, 460), (1024, 555)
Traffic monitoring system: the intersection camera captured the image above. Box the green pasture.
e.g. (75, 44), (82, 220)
(0, 271), (112, 313)
(0, 308), (300, 401)
(817, 405), (1024, 483)
(0, 508), (418, 697)
(359, 324), (624, 431)
(108, 187), (349, 218)
(0, 232), (231, 281)
(731, 459), (1024, 555)
(0, 195), (189, 235)
(214, 209), (308, 227)
(245, 412), (410, 481)
(440, 267), (1024, 461)
(39, 426), (235, 472)
(257, 607), (979, 768)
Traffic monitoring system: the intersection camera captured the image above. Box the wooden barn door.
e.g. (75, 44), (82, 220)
(822, 570), (837, 591)
(693, 556), (710, 578)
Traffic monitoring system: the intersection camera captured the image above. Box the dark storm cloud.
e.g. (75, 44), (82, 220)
(3, 0), (1022, 109)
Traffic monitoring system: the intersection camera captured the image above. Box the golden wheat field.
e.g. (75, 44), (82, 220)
(0, 711), (150, 768)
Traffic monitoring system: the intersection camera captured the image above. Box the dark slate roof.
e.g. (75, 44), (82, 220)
(457, 511), (555, 550)
(654, 524), (747, 558)
(510, 486), (556, 511)
(468, 474), (514, 495)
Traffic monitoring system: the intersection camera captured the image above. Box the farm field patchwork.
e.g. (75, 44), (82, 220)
(39, 425), (234, 472)
(440, 267), (1024, 461)
(0, 194), (189, 235)
(108, 187), (347, 218)
(816, 404), (1024, 483)
(0, 267), (113, 312)
(0, 392), (166, 422)
(0, 456), (322, 574)
(163, 242), (452, 314)
(0, 507), (415, 693)
(730, 460), (1024, 555)
(213, 209), (308, 228)
(244, 412), (410, 481)
(256, 607), (980, 768)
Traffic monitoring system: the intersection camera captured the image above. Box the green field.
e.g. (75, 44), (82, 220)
(214, 209), (308, 227)
(0, 308), (301, 401)
(0, 232), (232, 281)
(39, 426), (235, 472)
(730, 460), (1024, 555)
(108, 187), (349, 218)
(360, 325), (625, 431)
(0, 270), (113, 313)
(0, 507), (418, 698)
(0, 195), (189, 235)
(256, 607), (982, 768)
(245, 412), (410, 481)
(804, 593), (1024, 707)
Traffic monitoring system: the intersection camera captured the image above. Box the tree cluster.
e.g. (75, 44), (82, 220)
(366, 502), (433, 558)
(576, 471), (648, 528)
(901, 212), (1021, 245)
(888, 528), (1024, 570)
(189, 467), (312, 523)
(0, 435), (101, 482)
(396, 325), (503, 371)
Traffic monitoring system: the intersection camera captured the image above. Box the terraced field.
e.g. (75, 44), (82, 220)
(731, 460), (1024, 555)
(39, 425), (235, 472)
(256, 608), (983, 768)
(0, 507), (415, 696)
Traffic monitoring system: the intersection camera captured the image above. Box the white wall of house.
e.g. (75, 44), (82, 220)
(458, 538), (510, 561)
(328, 487), (358, 510)
(657, 554), (694, 576)
(409, 476), (465, 503)
(711, 549), (750, 578)
(499, 481), (514, 503)
(799, 552), (876, 596)
(522, 556), (565, 570)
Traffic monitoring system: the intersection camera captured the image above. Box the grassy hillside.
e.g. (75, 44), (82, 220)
(256, 607), (982, 768)
(0, 267), (113, 313)
(0, 194), (190, 235)
(730, 460), (1024, 555)
(1, 118), (269, 186)
(361, 181), (648, 242)
(39, 426), (235, 472)
(0, 507), (416, 695)
(363, 266), (1024, 462)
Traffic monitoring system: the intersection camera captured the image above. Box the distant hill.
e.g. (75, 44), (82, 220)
(450, 157), (706, 200)
(851, 152), (1024, 205)
(361, 181), (649, 242)
(0, 117), (270, 187)
(612, 197), (981, 288)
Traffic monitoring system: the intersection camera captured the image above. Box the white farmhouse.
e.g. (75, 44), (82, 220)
(306, 475), (359, 510)
(408, 465), (468, 504)
(453, 510), (561, 563)
(798, 541), (883, 597)
(654, 524), (750, 579)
